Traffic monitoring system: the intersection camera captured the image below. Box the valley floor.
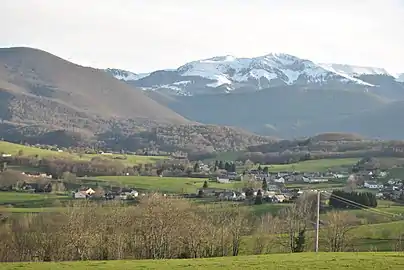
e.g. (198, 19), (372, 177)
(1, 253), (403, 270)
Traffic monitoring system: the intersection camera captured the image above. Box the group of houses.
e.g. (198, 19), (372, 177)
(245, 170), (343, 184)
(21, 172), (53, 179)
(72, 187), (142, 200)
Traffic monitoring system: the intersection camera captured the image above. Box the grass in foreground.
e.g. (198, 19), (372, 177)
(1, 252), (403, 270)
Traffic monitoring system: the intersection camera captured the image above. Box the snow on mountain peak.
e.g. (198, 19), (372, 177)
(318, 63), (391, 76)
(201, 55), (237, 63)
(106, 68), (149, 81)
(397, 73), (404, 83)
(106, 53), (404, 96)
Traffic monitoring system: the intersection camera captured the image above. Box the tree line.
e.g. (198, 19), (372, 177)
(329, 190), (378, 209)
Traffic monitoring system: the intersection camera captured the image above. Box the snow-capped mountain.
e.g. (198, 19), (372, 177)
(106, 68), (149, 81)
(106, 54), (404, 96)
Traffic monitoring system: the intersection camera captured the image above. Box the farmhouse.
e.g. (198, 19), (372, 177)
(119, 189), (139, 200)
(216, 176), (230, 184)
(274, 177), (285, 183)
(73, 191), (88, 199)
(364, 181), (383, 189)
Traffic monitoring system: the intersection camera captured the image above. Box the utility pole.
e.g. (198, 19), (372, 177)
(315, 190), (320, 252)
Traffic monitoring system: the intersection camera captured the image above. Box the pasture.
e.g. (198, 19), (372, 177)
(0, 192), (69, 211)
(263, 158), (360, 172)
(0, 141), (168, 165)
(0, 252), (403, 270)
(88, 176), (244, 194)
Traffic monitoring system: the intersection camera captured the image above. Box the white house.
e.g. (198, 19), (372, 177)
(119, 190), (139, 200)
(218, 191), (237, 200)
(84, 188), (95, 195)
(1, 154), (12, 157)
(333, 174), (346, 179)
(217, 177), (230, 184)
(274, 177), (285, 183)
(73, 191), (88, 199)
(364, 181), (383, 189)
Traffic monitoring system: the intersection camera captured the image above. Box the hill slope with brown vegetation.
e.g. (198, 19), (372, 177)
(0, 47), (188, 129)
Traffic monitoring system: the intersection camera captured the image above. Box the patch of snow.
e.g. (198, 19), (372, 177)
(106, 68), (149, 81)
(282, 69), (301, 84)
(395, 73), (404, 82)
(233, 69), (278, 82)
(206, 75), (232, 87)
(319, 63), (390, 76)
(172, 80), (192, 86)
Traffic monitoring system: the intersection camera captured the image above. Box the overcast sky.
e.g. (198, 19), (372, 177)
(1, 0), (403, 73)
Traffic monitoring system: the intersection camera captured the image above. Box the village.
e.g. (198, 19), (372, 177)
(2, 156), (403, 206)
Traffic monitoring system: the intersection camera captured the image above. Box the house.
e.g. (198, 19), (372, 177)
(267, 184), (280, 191)
(81, 188), (95, 195)
(73, 191), (88, 199)
(21, 172), (53, 179)
(264, 191), (276, 197)
(364, 181), (383, 189)
(216, 177), (230, 184)
(274, 177), (285, 183)
(272, 194), (286, 203)
(333, 174), (346, 179)
(218, 191), (237, 200)
(227, 172), (238, 180)
(1, 154), (11, 158)
(119, 189), (139, 200)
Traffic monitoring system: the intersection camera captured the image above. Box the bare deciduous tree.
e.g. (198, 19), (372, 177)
(323, 211), (359, 252)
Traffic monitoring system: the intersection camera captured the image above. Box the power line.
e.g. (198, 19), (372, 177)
(314, 190), (400, 252)
(323, 191), (398, 218)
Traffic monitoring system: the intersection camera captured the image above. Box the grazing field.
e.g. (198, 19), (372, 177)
(89, 176), (244, 193)
(0, 192), (69, 209)
(202, 151), (243, 162)
(0, 141), (168, 165)
(0, 252), (403, 270)
(264, 158), (360, 172)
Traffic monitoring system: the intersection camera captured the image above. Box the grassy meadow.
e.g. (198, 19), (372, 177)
(1, 253), (403, 270)
(0, 191), (70, 213)
(263, 158), (360, 172)
(0, 141), (168, 165)
(88, 175), (245, 194)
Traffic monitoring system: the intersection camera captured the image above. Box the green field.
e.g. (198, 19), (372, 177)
(0, 141), (168, 165)
(0, 253), (403, 269)
(263, 158), (360, 172)
(89, 176), (244, 193)
(0, 192), (69, 210)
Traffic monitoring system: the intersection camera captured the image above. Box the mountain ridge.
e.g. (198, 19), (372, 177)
(106, 53), (403, 97)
